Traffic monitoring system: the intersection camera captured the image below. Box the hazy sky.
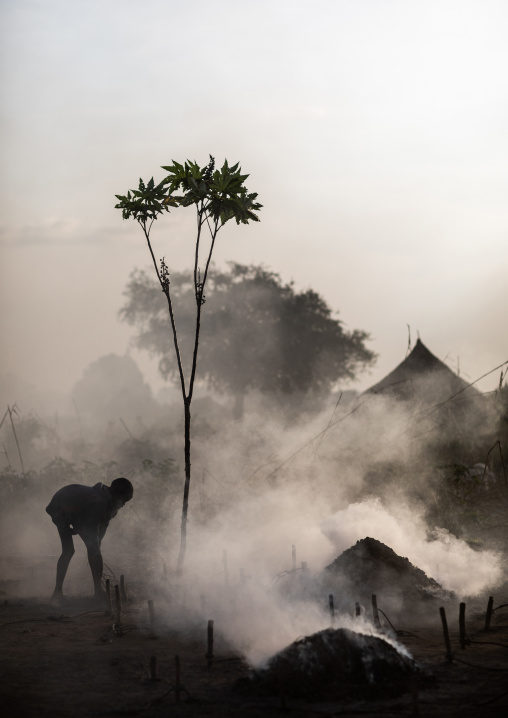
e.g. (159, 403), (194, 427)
(1, 0), (507, 407)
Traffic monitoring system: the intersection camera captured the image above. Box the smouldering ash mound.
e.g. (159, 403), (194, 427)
(236, 627), (428, 700)
(325, 537), (453, 602)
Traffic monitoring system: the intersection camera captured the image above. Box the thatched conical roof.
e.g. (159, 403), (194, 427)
(364, 339), (477, 405)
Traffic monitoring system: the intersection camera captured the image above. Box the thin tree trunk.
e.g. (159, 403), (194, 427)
(176, 218), (218, 573)
(176, 400), (192, 573)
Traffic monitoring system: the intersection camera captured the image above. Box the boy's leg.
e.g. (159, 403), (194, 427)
(53, 526), (75, 600)
(81, 531), (105, 598)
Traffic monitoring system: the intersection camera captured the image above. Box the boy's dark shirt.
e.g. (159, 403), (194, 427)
(46, 483), (118, 544)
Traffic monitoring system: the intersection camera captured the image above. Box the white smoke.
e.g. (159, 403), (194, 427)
(321, 498), (503, 596)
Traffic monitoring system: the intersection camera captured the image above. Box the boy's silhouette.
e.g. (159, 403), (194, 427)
(46, 478), (133, 601)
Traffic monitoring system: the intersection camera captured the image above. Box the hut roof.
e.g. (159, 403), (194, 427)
(364, 339), (477, 405)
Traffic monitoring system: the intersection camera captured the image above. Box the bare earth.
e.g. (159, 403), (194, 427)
(1, 589), (507, 718)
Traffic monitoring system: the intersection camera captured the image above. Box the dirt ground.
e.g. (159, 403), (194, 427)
(1, 583), (507, 718)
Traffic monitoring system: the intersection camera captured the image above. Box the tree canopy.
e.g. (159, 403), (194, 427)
(120, 263), (376, 416)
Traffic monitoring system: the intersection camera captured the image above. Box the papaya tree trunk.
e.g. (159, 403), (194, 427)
(177, 399), (192, 573)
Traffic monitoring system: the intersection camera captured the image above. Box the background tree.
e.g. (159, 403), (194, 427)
(72, 354), (156, 423)
(115, 157), (261, 572)
(121, 262), (376, 418)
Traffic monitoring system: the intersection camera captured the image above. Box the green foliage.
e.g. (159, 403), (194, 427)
(115, 156), (262, 227)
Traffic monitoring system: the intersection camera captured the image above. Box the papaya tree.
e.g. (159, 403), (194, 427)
(115, 157), (261, 571)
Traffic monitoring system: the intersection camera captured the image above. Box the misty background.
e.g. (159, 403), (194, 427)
(1, 0), (507, 409)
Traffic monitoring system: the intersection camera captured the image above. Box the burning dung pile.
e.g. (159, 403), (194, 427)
(237, 627), (427, 700)
(325, 537), (453, 609)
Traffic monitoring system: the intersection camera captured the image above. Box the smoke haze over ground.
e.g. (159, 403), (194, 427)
(1, 349), (506, 668)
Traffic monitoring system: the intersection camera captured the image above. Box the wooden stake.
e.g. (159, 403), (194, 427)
(291, 545), (296, 572)
(120, 574), (128, 602)
(459, 602), (466, 649)
(372, 594), (380, 628)
(484, 596), (494, 631)
(328, 594), (335, 626)
(148, 599), (155, 632)
(355, 602), (361, 617)
(149, 656), (157, 680)
(222, 550), (229, 587)
(105, 579), (112, 614)
(175, 655), (180, 701)
(206, 619), (214, 668)
(115, 584), (122, 626)
(439, 607), (453, 662)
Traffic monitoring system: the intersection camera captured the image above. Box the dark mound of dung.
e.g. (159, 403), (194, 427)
(326, 537), (451, 602)
(236, 627), (427, 700)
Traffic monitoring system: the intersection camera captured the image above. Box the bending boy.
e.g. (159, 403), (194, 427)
(46, 478), (134, 601)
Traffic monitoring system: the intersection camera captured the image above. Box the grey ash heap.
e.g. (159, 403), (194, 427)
(325, 537), (454, 612)
(237, 627), (428, 700)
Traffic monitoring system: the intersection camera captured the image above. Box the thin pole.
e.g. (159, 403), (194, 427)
(484, 596), (494, 631)
(439, 607), (453, 662)
(206, 619), (214, 668)
(459, 602), (466, 649)
(329, 594), (335, 626)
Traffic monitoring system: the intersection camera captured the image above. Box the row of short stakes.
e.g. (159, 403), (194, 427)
(108, 566), (502, 692)
(142, 610), (213, 702)
(104, 574), (215, 691)
(439, 595), (498, 663)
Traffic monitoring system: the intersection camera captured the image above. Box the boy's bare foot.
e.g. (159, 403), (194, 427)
(51, 592), (69, 605)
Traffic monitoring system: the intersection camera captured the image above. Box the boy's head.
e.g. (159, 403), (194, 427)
(110, 478), (134, 506)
